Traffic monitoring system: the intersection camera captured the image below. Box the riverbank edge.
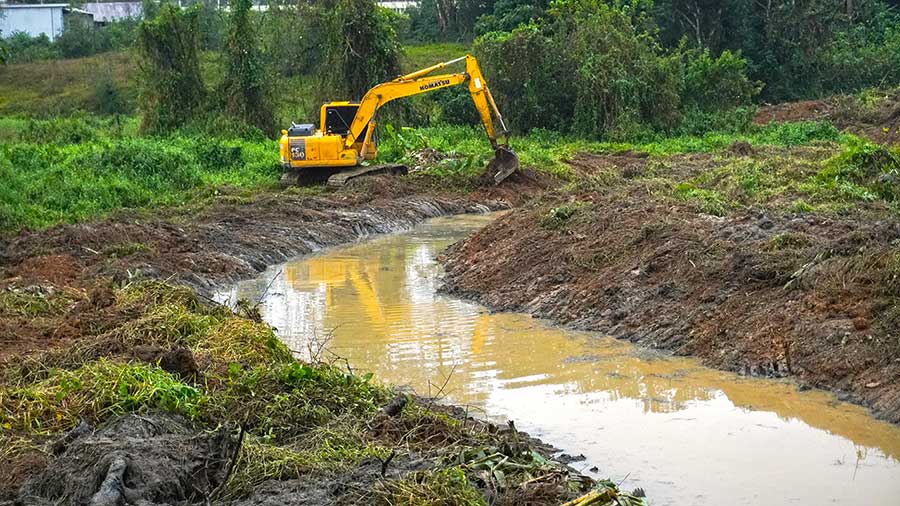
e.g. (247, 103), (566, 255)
(0, 179), (644, 505)
(438, 196), (900, 425)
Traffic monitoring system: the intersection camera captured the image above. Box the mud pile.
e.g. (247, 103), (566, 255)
(18, 413), (234, 506)
(441, 148), (900, 423)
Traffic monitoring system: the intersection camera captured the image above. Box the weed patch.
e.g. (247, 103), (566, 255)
(377, 121), (844, 180)
(811, 139), (900, 202)
(371, 467), (485, 506)
(672, 183), (728, 216)
(540, 201), (590, 229)
(210, 361), (388, 440)
(0, 359), (204, 434)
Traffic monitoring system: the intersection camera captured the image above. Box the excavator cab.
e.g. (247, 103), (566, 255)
(321, 103), (374, 160)
(279, 55), (519, 187)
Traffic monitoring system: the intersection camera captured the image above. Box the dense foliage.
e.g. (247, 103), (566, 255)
(0, 19), (138, 63)
(136, 4), (206, 133)
(220, 0), (275, 135)
(261, 0), (403, 100)
(475, 1), (759, 138)
(323, 0), (404, 99)
(407, 0), (900, 103)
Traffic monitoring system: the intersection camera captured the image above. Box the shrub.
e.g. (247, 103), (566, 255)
(55, 19), (100, 59)
(91, 69), (130, 116)
(2, 32), (60, 63)
(682, 48), (761, 113)
(475, 24), (572, 134)
(136, 4), (207, 134)
(475, 1), (758, 138)
(219, 0), (275, 136)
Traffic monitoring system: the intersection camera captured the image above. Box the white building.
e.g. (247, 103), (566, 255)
(0, 3), (94, 41)
(80, 2), (142, 24)
(378, 1), (419, 13)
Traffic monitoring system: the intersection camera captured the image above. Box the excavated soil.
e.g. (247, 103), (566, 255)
(0, 173), (550, 359)
(18, 413), (236, 506)
(441, 150), (900, 423)
(754, 92), (900, 144)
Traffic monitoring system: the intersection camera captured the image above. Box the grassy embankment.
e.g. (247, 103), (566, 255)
(3, 43), (893, 233)
(0, 280), (630, 503)
(0, 112), (864, 233)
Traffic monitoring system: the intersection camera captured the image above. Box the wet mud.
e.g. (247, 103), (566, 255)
(440, 150), (900, 424)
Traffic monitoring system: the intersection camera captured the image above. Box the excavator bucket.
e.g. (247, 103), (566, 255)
(485, 146), (520, 185)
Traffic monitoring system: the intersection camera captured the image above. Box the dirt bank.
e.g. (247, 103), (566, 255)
(440, 147), (900, 423)
(2, 171), (639, 506)
(0, 172), (555, 359)
(754, 90), (900, 144)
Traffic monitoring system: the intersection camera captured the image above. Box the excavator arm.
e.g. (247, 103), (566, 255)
(344, 55), (519, 183)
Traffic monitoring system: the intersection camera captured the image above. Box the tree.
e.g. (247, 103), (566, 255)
(219, 0), (275, 135)
(318, 0), (403, 99)
(408, 0), (494, 40)
(136, 4), (206, 133)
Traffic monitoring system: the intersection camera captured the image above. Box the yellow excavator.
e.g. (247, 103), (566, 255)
(278, 55), (520, 187)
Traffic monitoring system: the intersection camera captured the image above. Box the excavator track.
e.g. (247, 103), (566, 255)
(280, 165), (409, 188)
(325, 164), (408, 189)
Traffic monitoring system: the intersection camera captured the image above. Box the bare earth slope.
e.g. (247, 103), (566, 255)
(441, 148), (900, 423)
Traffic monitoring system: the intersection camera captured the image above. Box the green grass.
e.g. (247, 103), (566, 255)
(377, 120), (846, 181)
(0, 122), (279, 231)
(0, 359), (205, 434)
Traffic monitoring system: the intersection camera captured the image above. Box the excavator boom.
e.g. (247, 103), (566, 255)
(279, 55), (519, 186)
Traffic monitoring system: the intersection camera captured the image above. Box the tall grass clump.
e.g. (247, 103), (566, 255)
(210, 361), (388, 439)
(0, 131), (278, 232)
(0, 359), (205, 434)
(810, 138), (900, 202)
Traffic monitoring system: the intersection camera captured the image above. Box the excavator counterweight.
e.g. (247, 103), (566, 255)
(278, 55), (519, 187)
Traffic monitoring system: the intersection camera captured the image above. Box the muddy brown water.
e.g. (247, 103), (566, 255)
(216, 212), (900, 506)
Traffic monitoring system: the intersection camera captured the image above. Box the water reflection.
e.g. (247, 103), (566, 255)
(216, 213), (900, 506)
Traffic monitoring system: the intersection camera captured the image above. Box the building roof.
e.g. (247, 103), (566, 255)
(0, 4), (70, 8)
(80, 2), (141, 22)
